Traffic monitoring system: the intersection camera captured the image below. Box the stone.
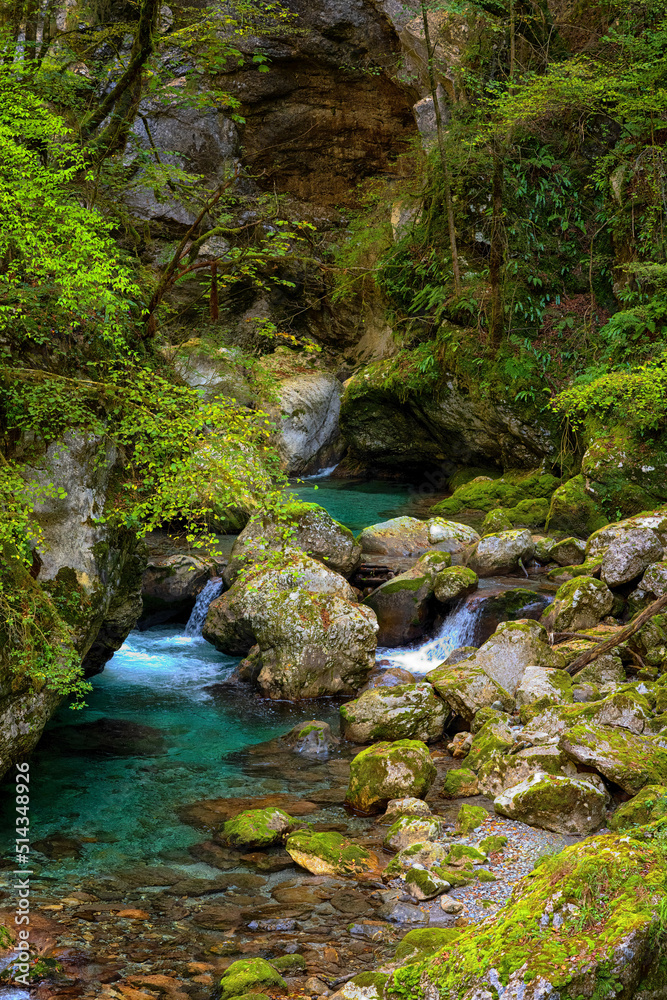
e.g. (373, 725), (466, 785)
(383, 815), (443, 852)
(428, 663), (512, 725)
(433, 565), (478, 603)
(469, 528), (535, 576)
(383, 842), (450, 877)
(304, 977), (329, 997)
(515, 666), (573, 708)
(383, 797), (432, 823)
(346, 740), (436, 813)
(457, 619), (563, 698)
(141, 546), (219, 623)
(284, 831), (378, 877)
(533, 535), (556, 563)
(441, 768), (479, 798)
(546, 474), (608, 537)
(432, 471), (560, 518)
(376, 899), (429, 924)
(281, 720), (340, 756)
(641, 560), (667, 597)
(466, 719), (515, 772)
(440, 898), (465, 915)
(224, 502), (361, 584)
(455, 803), (488, 834)
(446, 844), (487, 864)
(358, 517), (431, 557)
(550, 537), (586, 566)
(494, 771), (609, 834)
(220, 808), (294, 849)
(359, 666), (417, 692)
(478, 834), (508, 855)
(477, 744), (577, 798)
(481, 508), (514, 535)
(442, 645), (478, 665)
(575, 653), (625, 687)
(542, 576), (614, 632)
(270, 373), (344, 476)
(447, 732), (473, 758)
(218, 958), (287, 998)
(393, 928), (461, 965)
(329, 972), (388, 1000)
(609, 785), (667, 830)
(339, 682), (447, 743)
(601, 528), (664, 587)
(560, 723), (667, 794)
(426, 518), (480, 557)
(364, 550), (451, 645)
(403, 868), (450, 900)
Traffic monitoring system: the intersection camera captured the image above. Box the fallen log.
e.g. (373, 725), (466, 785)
(566, 593), (667, 677)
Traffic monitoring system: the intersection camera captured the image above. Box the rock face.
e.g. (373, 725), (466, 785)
(542, 576), (614, 631)
(601, 528), (664, 587)
(141, 541), (220, 627)
(469, 529), (535, 576)
(364, 551), (450, 645)
(225, 503), (361, 584)
(340, 682), (447, 743)
(270, 372), (344, 475)
(494, 771), (609, 835)
(345, 740), (437, 813)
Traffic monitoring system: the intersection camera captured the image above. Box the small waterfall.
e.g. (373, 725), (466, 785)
(376, 599), (480, 676)
(184, 577), (223, 637)
(303, 463), (339, 480)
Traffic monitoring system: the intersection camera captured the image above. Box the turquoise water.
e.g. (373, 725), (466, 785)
(289, 477), (427, 533)
(0, 628), (337, 876)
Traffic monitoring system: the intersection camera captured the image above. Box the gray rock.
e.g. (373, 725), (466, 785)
(364, 551), (450, 645)
(269, 373), (344, 476)
(358, 517), (431, 557)
(282, 720), (340, 756)
(542, 576), (614, 631)
(640, 559), (667, 597)
(550, 537), (586, 566)
(340, 682), (447, 743)
(426, 518), (480, 557)
(494, 771), (609, 834)
(469, 529), (535, 576)
(515, 666), (573, 708)
(601, 529), (664, 587)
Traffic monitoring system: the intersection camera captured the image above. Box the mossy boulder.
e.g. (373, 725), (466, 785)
(469, 528), (535, 577)
(560, 723), (667, 794)
(609, 785), (667, 830)
(442, 767), (479, 798)
(494, 770), (609, 834)
(541, 575), (614, 632)
(285, 830), (378, 876)
(481, 508), (514, 535)
(466, 619), (564, 698)
(383, 797), (432, 823)
(364, 551), (450, 646)
(433, 565), (478, 604)
(403, 867), (450, 901)
(224, 502), (361, 585)
(471, 706), (510, 733)
(432, 470), (560, 518)
(455, 803), (488, 834)
(393, 927), (460, 965)
(383, 841), (449, 877)
(270, 955), (307, 974)
(281, 720), (340, 757)
(426, 518), (480, 557)
(391, 835), (667, 998)
(383, 815), (443, 852)
(446, 844), (486, 864)
(466, 719), (515, 772)
(358, 517), (431, 558)
(515, 665), (573, 709)
(427, 661), (512, 725)
(550, 536), (586, 566)
(218, 958), (286, 998)
(641, 560), (667, 598)
(346, 740), (436, 813)
(546, 473), (608, 537)
(221, 807), (294, 849)
(506, 497), (550, 529)
(432, 864), (474, 887)
(477, 743), (576, 798)
(330, 972), (388, 1000)
(340, 682), (447, 744)
(582, 423), (667, 517)
(478, 834), (508, 855)
(576, 653), (625, 687)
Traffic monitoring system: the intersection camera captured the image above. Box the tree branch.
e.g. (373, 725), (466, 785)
(566, 594), (667, 676)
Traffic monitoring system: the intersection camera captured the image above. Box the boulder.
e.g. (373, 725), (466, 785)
(383, 815), (443, 851)
(441, 767), (479, 798)
(383, 798), (432, 823)
(141, 547), (218, 623)
(432, 471), (560, 518)
(428, 662), (513, 724)
(466, 719), (515, 772)
(576, 653), (625, 687)
(383, 842), (450, 877)
(426, 518), (480, 557)
(403, 868), (450, 901)
(587, 512), (667, 559)
(478, 744), (577, 798)
(546, 473), (608, 537)
(358, 517), (431, 557)
(340, 682), (447, 743)
(542, 576), (614, 632)
(455, 803), (488, 834)
(346, 740), (436, 813)
(601, 528), (664, 587)
(641, 560), (667, 597)
(560, 723), (667, 794)
(220, 808), (293, 849)
(533, 535), (556, 563)
(609, 784), (667, 831)
(218, 959), (287, 999)
(433, 565), (478, 603)
(364, 551), (451, 645)
(550, 536), (586, 566)
(469, 529), (535, 576)
(270, 372), (344, 476)
(281, 720), (340, 756)
(224, 502), (360, 584)
(359, 666), (416, 692)
(329, 973), (388, 1000)
(515, 666), (573, 709)
(284, 830), (378, 877)
(461, 619), (563, 697)
(481, 508), (514, 535)
(494, 771), (609, 834)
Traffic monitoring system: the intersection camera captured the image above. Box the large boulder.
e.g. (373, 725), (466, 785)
(478, 744), (577, 798)
(493, 771), (609, 835)
(270, 372), (344, 476)
(433, 565), (478, 603)
(545, 473), (608, 537)
(586, 511), (667, 559)
(340, 682), (447, 743)
(550, 536), (586, 566)
(465, 718), (515, 772)
(560, 724), (667, 794)
(346, 740), (436, 813)
(468, 528), (535, 576)
(428, 660), (513, 723)
(285, 830), (378, 877)
(426, 518), (480, 559)
(358, 517), (431, 557)
(224, 502), (360, 584)
(641, 560), (667, 597)
(515, 665), (573, 709)
(363, 551), (450, 645)
(542, 576), (614, 632)
(601, 528), (664, 587)
(432, 470), (560, 518)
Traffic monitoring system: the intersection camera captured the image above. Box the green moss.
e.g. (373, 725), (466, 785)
(609, 785), (667, 831)
(448, 467), (500, 491)
(379, 576), (429, 595)
(270, 955), (306, 973)
(481, 508), (514, 535)
(506, 497), (550, 528)
(285, 830), (375, 875)
(219, 958), (287, 998)
(221, 807), (292, 849)
(403, 867), (449, 898)
(478, 834), (508, 855)
(432, 470), (560, 517)
(456, 803), (488, 834)
(466, 720), (514, 772)
(394, 928), (461, 965)
(546, 474), (608, 537)
(350, 972), (388, 992)
(471, 707), (508, 733)
(432, 865), (474, 887)
(442, 767), (478, 798)
(447, 844), (486, 864)
(475, 868), (497, 882)
(346, 740), (437, 813)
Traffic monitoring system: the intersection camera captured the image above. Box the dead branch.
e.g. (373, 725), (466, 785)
(566, 593), (667, 677)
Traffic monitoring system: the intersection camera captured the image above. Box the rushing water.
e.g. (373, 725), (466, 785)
(184, 576), (224, 636)
(377, 600), (479, 675)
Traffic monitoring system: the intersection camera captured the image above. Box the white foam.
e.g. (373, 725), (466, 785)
(377, 600), (479, 676)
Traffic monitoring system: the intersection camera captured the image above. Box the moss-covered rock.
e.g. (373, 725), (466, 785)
(425, 518), (480, 557)
(281, 720), (340, 756)
(393, 927), (460, 965)
(270, 955), (306, 974)
(601, 527), (664, 588)
(609, 785), (667, 830)
(560, 723), (667, 794)
(446, 844), (486, 864)
(383, 841), (449, 877)
(541, 575), (614, 632)
(546, 473), (608, 537)
(469, 528), (535, 576)
(478, 834), (508, 855)
(383, 797), (431, 823)
(550, 536), (586, 566)
(455, 803), (488, 834)
(330, 972), (388, 1000)
(218, 958), (287, 998)
(481, 508), (514, 535)
(391, 835), (667, 998)
(641, 560), (667, 598)
(466, 719), (515, 772)
(494, 770), (609, 834)
(345, 740), (437, 813)
(582, 423), (667, 518)
(432, 865), (474, 888)
(340, 682), (447, 744)
(358, 517), (431, 558)
(471, 706), (510, 733)
(441, 767), (479, 798)
(221, 807), (294, 849)
(432, 470), (560, 518)
(432, 565), (479, 606)
(383, 815), (443, 852)
(428, 661), (512, 725)
(515, 665), (573, 709)
(403, 867), (450, 900)
(506, 497), (551, 528)
(477, 743), (576, 798)
(363, 551), (451, 646)
(285, 830), (378, 876)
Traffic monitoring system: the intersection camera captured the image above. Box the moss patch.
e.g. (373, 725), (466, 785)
(432, 470), (560, 517)
(219, 958), (287, 998)
(456, 803), (488, 834)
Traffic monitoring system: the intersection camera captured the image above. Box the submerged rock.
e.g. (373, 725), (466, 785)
(218, 958), (287, 998)
(281, 720), (340, 756)
(494, 770), (609, 834)
(346, 740), (436, 813)
(220, 808), (294, 849)
(340, 682), (447, 743)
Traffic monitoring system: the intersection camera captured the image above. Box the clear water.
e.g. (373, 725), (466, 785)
(0, 628), (337, 877)
(288, 477), (425, 534)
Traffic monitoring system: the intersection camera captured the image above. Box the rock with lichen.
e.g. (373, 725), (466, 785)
(220, 807), (294, 849)
(494, 771), (609, 834)
(541, 575), (614, 632)
(469, 528), (535, 576)
(218, 958), (287, 998)
(363, 551), (451, 645)
(345, 740), (436, 813)
(383, 815), (443, 851)
(284, 830), (378, 876)
(559, 723), (667, 794)
(340, 682), (447, 743)
(442, 767), (479, 798)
